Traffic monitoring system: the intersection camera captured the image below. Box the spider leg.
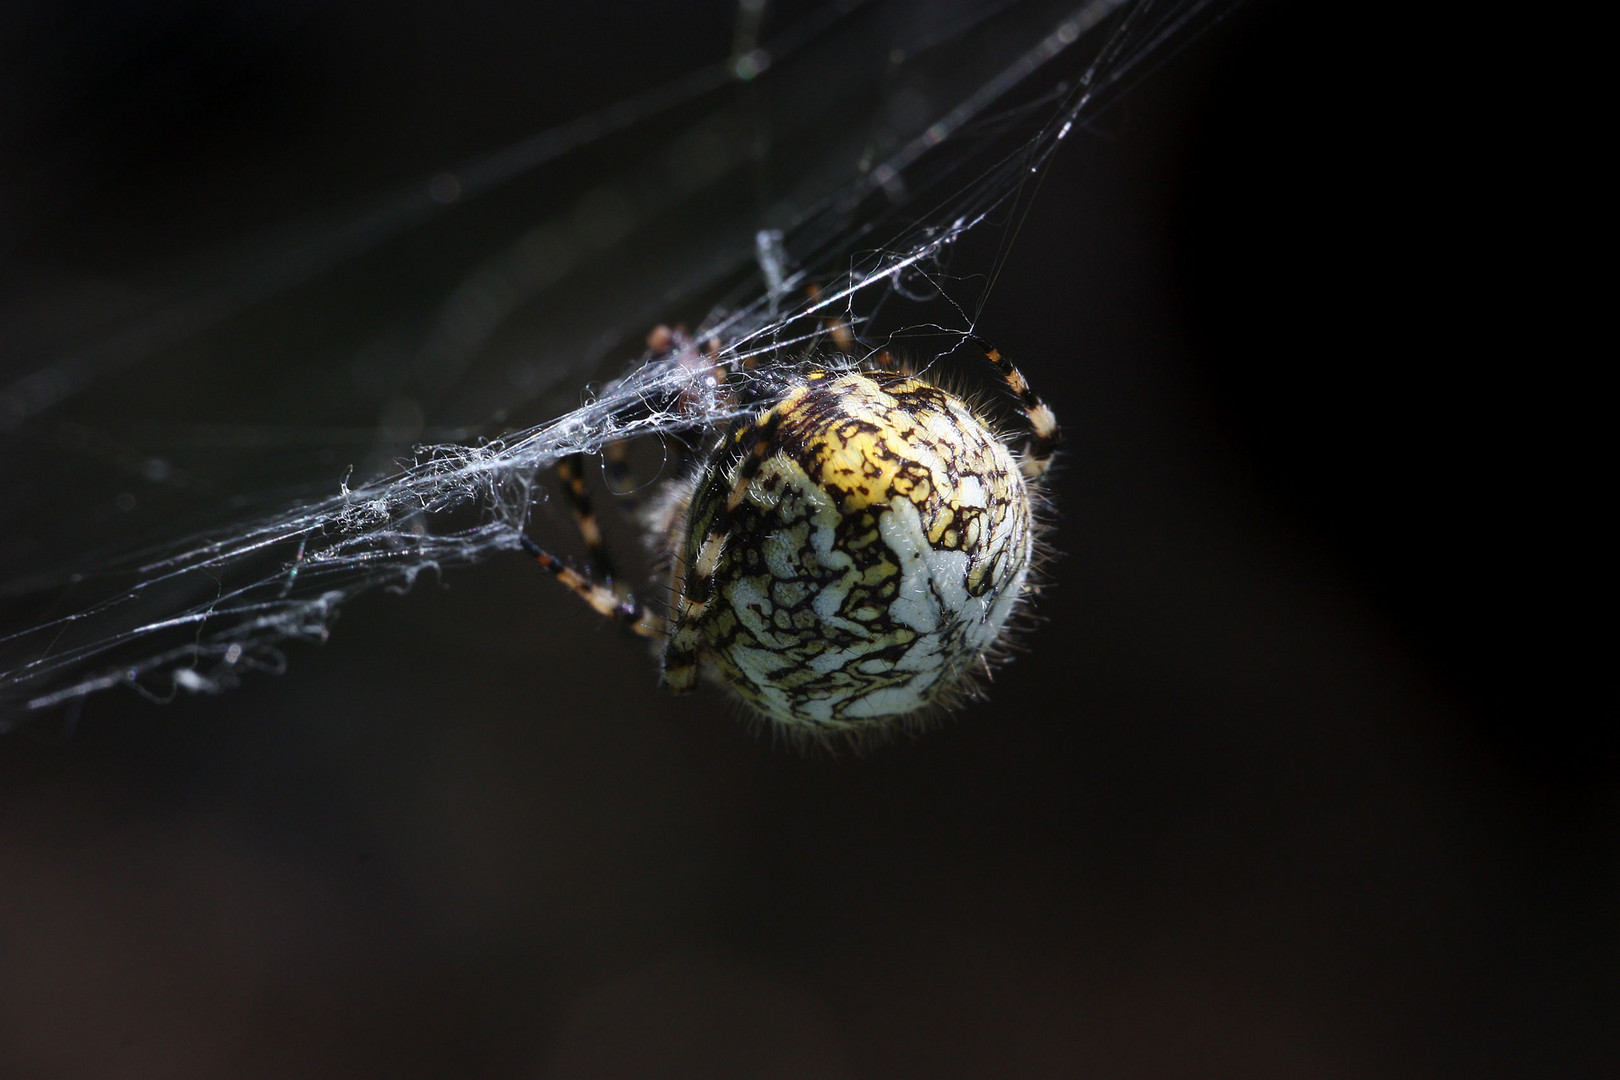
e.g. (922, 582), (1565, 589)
(556, 452), (618, 584)
(661, 501), (739, 694)
(969, 335), (1059, 482)
(806, 282), (857, 357)
(520, 534), (665, 638)
(661, 542), (709, 694)
(724, 410), (783, 512)
(824, 308), (856, 357)
(806, 283), (914, 375)
(861, 348), (913, 375)
(661, 404), (782, 693)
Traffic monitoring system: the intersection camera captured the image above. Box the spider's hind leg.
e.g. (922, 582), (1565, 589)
(522, 446), (664, 638)
(556, 452), (618, 584)
(520, 533), (665, 639)
(969, 336), (1059, 482)
(861, 348), (913, 375)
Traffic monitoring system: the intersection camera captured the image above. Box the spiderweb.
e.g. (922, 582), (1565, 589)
(0, 0), (1231, 725)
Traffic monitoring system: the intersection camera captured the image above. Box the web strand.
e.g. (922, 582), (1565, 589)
(0, 0), (1232, 724)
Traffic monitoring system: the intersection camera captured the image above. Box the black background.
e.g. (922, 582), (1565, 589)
(1, 2), (1608, 1077)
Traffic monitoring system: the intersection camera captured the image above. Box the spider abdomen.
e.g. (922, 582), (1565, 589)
(665, 371), (1035, 736)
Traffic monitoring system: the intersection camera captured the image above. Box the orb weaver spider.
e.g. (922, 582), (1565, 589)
(522, 324), (1058, 746)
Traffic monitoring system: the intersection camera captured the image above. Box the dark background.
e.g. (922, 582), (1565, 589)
(1, 2), (1608, 1077)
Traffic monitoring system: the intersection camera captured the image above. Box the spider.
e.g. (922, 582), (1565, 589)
(521, 324), (1058, 746)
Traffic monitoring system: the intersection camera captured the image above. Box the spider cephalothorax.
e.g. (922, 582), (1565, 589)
(524, 335), (1057, 746)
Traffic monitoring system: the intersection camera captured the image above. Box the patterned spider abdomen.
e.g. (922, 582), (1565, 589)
(663, 370), (1035, 736)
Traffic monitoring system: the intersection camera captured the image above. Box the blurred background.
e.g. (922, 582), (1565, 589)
(0, 1), (1608, 1077)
